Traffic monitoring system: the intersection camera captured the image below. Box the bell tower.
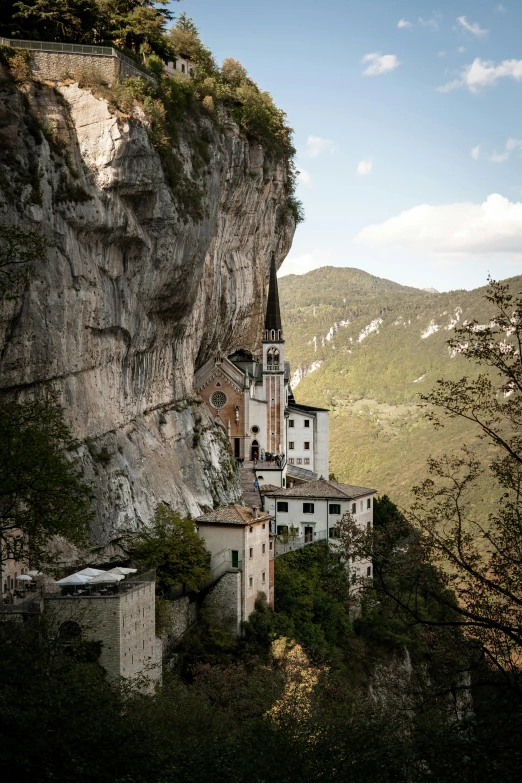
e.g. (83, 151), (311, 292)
(262, 253), (285, 455)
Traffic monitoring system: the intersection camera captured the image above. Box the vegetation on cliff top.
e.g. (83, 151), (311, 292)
(0, 4), (302, 223)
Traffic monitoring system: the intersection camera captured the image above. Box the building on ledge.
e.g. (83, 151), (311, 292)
(195, 253), (329, 490)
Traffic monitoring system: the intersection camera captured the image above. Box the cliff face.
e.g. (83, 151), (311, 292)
(0, 71), (295, 547)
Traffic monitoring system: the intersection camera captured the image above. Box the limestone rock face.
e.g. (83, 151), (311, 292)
(0, 74), (295, 546)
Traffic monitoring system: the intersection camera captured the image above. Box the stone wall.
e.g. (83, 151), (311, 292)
(30, 51), (117, 83)
(160, 594), (198, 654)
(44, 582), (161, 683)
(204, 571), (242, 634)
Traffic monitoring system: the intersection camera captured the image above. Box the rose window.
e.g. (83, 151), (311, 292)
(210, 391), (227, 409)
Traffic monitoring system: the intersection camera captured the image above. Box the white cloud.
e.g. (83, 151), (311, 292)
(278, 252), (331, 277)
(296, 167), (312, 186)
(438, 57), (522, 92)
(362, 52), (400, 76)
(418, 16), (440, 31)
(357, 159), (373, 176)
(457, 16), (489, 37)
(495, 4), (507, 13)
(471, 145), (481, 160)
(457, 46), (466, 53)
(489, 138), (522, 163)
(397, 18), (412, 29)
(304, 135), (335, 158)
(354, 194), (522, 256)
(438, 50), (447, 57)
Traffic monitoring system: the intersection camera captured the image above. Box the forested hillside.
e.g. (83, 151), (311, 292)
(280, 267), (517, 510)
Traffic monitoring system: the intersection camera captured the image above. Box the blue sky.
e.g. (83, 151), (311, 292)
(172, 0), (522, 291)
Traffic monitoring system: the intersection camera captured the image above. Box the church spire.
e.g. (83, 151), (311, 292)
(264, 252), (283, 340)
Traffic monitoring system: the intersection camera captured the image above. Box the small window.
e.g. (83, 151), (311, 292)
(303, 502), (314, 514)
(289, 442), (294, 450)
(277, 501), (288, 512)
(367, 498), (371, 509)
(304, 458), (310, 465)
(249, 576), (253, 588)
(329, 527), (340, 539)
(329, 503), (341, 515)
(304, 420), (310, 428)
(351, 502), (356, 514)
(304, 442), (310, 450)
(250, 526), (253, 533)
(297, 458), (302, 464)
(269, 540), (273, 550)
(262, 571), (266, 583)
(352, 553), (356, 563)
(367, 566), (372, 577)
(262, 543), (266, 554)
(288, 458), (294, 465)
(289, 419), (294, 428)
(262, 523), (266, 529)
(351, 572), (357, 584)
(249, 547), (253, 559)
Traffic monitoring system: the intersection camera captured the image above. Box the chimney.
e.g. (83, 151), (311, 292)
(252, 506), (259, 519)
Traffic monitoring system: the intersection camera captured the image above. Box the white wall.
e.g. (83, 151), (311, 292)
(314, 411), (329, 478)
(286, 410), (314, 469)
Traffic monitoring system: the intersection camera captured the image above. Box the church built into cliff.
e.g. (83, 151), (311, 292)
(195, 254), (329, 490)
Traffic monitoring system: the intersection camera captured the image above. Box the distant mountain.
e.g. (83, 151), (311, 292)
(280, 267), (521, 512)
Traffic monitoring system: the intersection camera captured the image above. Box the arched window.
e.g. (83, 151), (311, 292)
(267, 347), (280, 370)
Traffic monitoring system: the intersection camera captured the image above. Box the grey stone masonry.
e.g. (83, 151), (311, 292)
(44, 581), (162, 684)
(0, 38), (156, 84)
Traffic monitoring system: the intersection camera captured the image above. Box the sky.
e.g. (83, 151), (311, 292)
(171, 0), (522, 292)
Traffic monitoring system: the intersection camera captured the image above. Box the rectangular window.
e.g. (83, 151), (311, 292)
(304, 420), (310, 427)
(329, 503), (341, 515)
(304, 442), (310, 450)
(367, 498), (371, 509)
(277, 525), (289, 536)
(262, 543), (266, 554)
(297, 458), (302, 464)
(262, 523), (266, 529)
(232, 550), (239, 568)
(249, 576), (253, 588)
(249, 547), (253, 559)
(289, 441), (294, 450)
(288, 458), (294, 465)
(249, 526), (253, 533)
(303, 502), (314, 514)
(351, 502), (356, 514)
(367, 566), (372, 577)
(329, 527), (340, 539)
(277, 501), (288, 512)
(304, 458), (310, 464)
(262, 571), (266, 583)
(289, 420), (294, 427)
(269, 540), (273, 550)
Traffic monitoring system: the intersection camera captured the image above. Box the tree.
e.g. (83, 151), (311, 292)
(0, 224), (47, 298)
(343, 280), (522, 694)
(128, 504), (210, 592)
(0, 398), (93, 579)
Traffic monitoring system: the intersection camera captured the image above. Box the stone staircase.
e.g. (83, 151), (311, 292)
(240, 461), (262, 508)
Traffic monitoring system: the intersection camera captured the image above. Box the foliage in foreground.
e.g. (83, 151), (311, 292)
(0, 397), (92, 572)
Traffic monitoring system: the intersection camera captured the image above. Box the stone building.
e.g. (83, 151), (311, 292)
(262, 479), (375, 581)
(195, 253), (329, 488)
(195, 504), (273, 632)
(44, 578), (162, 683)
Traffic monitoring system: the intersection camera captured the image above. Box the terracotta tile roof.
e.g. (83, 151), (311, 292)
(195, 504), (271, 525)
(261, 479), (376, 500)
(258, 484), (282, 494)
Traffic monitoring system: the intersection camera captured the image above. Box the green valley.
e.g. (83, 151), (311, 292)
(280, 266), (516, 511)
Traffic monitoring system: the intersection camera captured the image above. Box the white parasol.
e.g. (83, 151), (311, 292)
(56, 573), (92, 586)
(108, 567), (137, 576)
(88, 572), (124, 584)
(75, 568), (105, 577)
